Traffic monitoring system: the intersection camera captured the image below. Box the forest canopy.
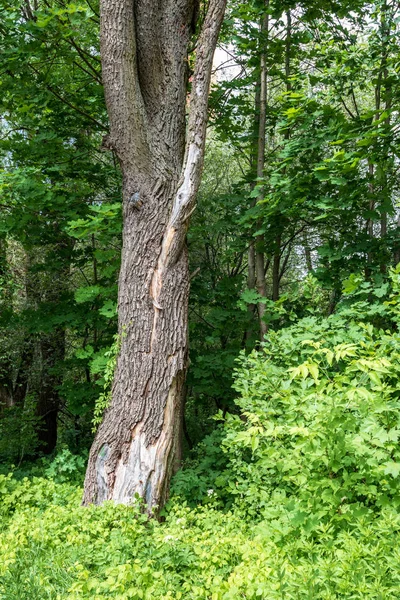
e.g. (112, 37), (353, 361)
(1, 0), (400, 597)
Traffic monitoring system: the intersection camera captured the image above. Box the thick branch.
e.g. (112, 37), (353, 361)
(150, 0), (226, 313)
(100, 0), (152, 176)
(134, 0), (164, 116)
(170, 0), (227, 230)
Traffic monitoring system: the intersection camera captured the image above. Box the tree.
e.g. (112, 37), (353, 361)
(0, 0), (120, 456)
(83, 0), (227, 510)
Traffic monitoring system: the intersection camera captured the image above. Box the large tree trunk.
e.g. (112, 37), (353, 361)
(83, 0), (226, 511)
(84, 183), (189, 506)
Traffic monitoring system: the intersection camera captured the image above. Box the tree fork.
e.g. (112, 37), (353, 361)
(83, 0), (226, 512)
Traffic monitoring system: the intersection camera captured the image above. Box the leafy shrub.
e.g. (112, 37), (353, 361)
(1, 472), (400, 599)
(44, 448), (87, 484)
(190, 270), (400, 539)
(221, 313), (400, 525)
(2, 272), (400, 598)
(171, 428), (228, 505)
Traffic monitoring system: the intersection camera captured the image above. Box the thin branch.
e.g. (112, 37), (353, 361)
(28, 63), (107, 130)
(169, 0), (227, 228)
(85, 0), (100, 19)
(0, 127), (30, 141)
(189, 306), (216, 330)
(69, 37), (102, 80)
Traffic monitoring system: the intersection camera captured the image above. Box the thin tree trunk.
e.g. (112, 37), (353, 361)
(0, 361), (13, 409)
(245, 240), (256, 343)
(246, 79), (260, 343)
(272, 10), (291, 303)
(303, 232), (313, 273)
(255, 3), (269, 339)
(12, 338), (34, 406)
(367, 3), (389, 273)
(83, 0), (226, 511)
(36, 328), (65, 454)
(380, 1), (390, 243)
(31, 238), (70, 454)
(394, 215), (400, 265)
(380, 78), (390, 272)
(285, 10), (292, 93)
(272, 234), (281, 302)
(272, 10), (292, 302)
(0, 237), (13, 408)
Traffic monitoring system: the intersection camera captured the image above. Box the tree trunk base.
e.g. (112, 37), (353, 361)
(84, 372), (184, 513)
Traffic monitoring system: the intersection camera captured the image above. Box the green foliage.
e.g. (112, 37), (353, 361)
(0, 396), (41, 464)
(225, 317), (400, 522)
(171, 428), (229, 505)
(2, 415), (400, 599)
(181, 270), (400, 522)
(2, 274), (400, 597)
(186, 139), (250, 435)
(0, 0), (121, 452)
(44, 448), (87, 485)
(92, 333), (121, 430)
(3, 1), (400, 596)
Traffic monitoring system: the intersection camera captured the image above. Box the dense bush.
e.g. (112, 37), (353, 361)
(1, 471), (400, 598)
(1, 272), (400, 598)
(221, 314), (400, 523)
(0, 397), (40, 463)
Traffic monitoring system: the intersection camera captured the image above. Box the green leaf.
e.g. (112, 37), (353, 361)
(74, 285), (102, 304)
(383, 462), (400, 478)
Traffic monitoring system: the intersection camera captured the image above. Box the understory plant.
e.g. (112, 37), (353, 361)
(208, 268), (400, 534)
(2, 270), (400, 599)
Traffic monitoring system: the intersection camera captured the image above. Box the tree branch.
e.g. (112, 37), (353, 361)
(100, 0), (152, 175)
(169, 0), (227, 229)
(28, 63), (107, 130)
(149, 0), (226, 310)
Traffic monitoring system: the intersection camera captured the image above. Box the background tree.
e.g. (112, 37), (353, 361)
(0, 0), (121, 458)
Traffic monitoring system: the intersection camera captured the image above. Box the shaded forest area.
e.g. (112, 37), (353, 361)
(2, 0), (400, 598)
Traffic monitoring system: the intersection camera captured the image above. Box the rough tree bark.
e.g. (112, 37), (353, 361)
(83, 0), (226, 511)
